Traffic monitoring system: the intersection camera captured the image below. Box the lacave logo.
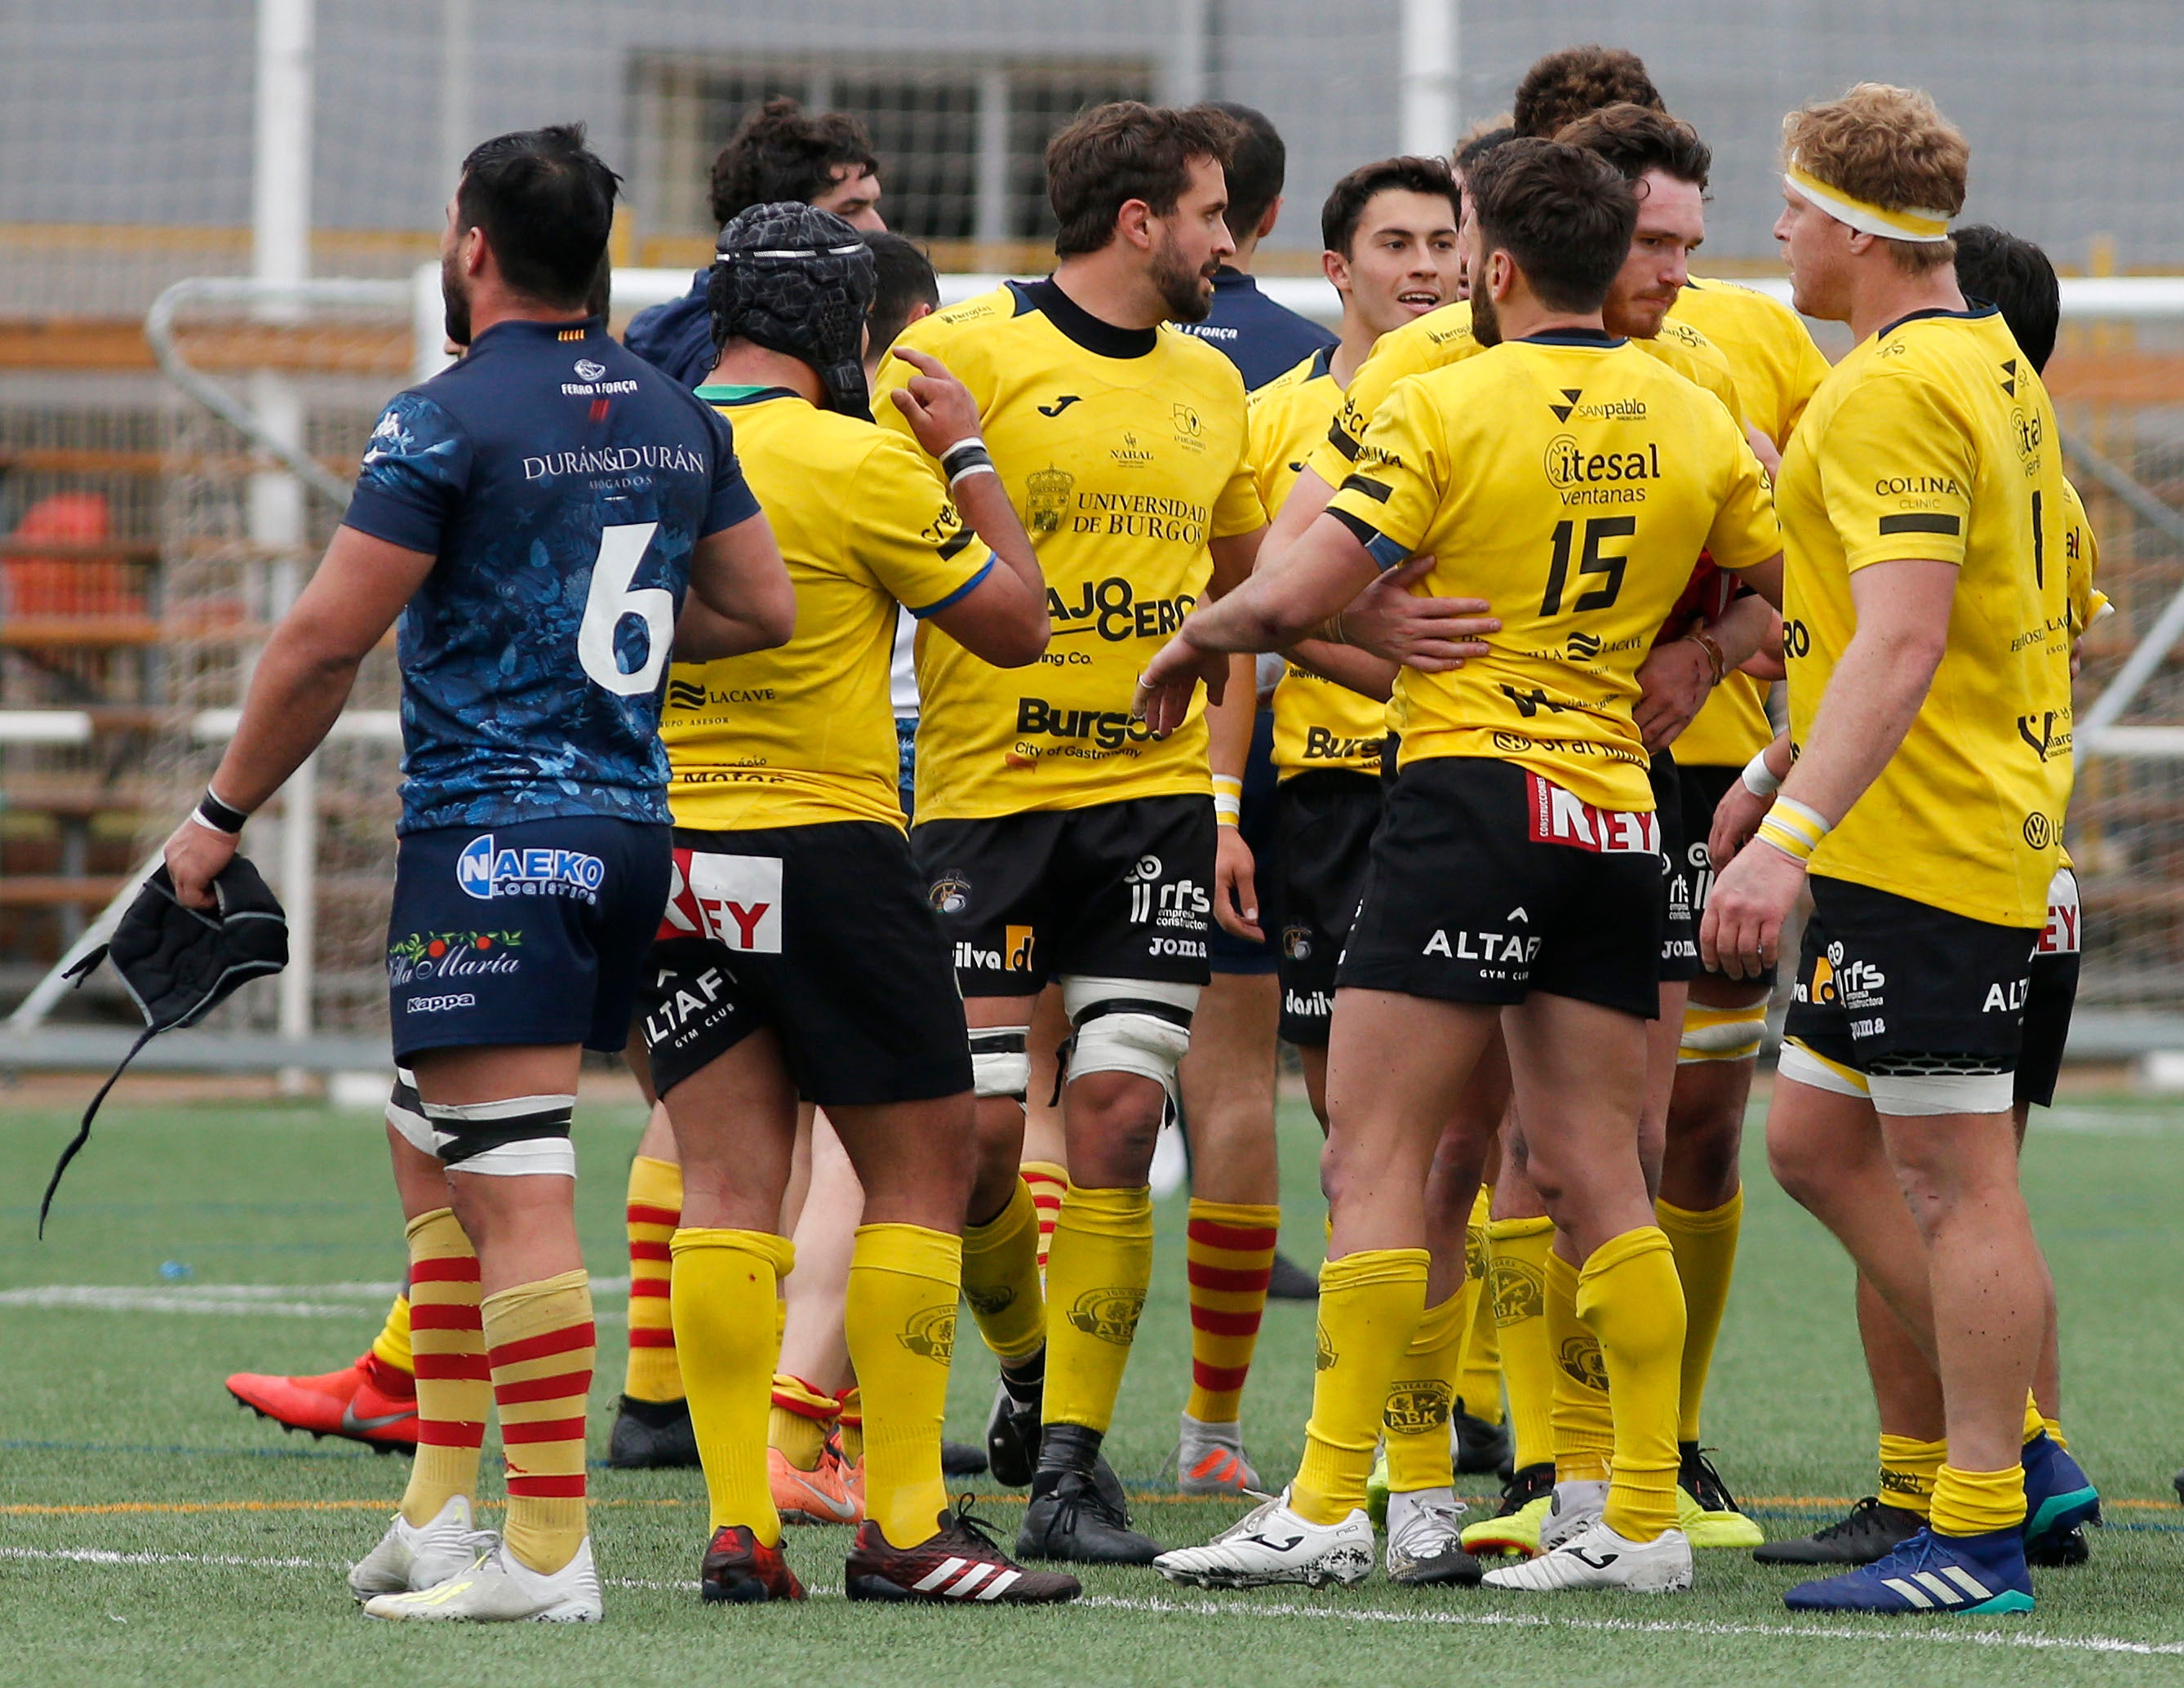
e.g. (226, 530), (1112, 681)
(457, 833), (606, 902)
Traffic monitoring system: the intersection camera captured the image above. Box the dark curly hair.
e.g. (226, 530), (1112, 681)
(1512, 46), (1664, 140)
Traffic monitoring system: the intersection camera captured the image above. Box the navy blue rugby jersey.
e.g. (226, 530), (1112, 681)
(623, 269), (715, 389)
(343, 316), (761, 834)
(1177, 267), (1337, 393)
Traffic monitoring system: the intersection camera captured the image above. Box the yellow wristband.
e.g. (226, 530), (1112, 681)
(1755, 797), (1829, 864)
(1216, 808), (1241, 828)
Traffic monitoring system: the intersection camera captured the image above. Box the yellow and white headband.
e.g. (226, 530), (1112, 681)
(1784, 162), (1951, 242)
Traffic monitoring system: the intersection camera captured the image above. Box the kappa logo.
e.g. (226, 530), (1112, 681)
(1064, 1286), (1145, 1345)
(658, 850), (782, 953)
(898, 1304), (957, 1362)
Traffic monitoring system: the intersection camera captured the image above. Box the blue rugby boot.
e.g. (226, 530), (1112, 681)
(1783, 1526), (2033, 1615)
(2020, 1431), (2100, 1557)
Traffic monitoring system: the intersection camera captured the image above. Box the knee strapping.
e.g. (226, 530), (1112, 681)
(423, 1092), (577, 1177)
(384, 1066), (436, 1157)
(1777, 1038), (1868, 1099)
(1678, 1001), (1768, 1064)
(970, 1026), (1031, 1100)
(1059, 976), (1197, 1095)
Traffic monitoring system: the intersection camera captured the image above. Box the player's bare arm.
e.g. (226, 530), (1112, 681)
(886, 344), (1050, 666)
(674, 511), (797, 662)
(1205, 654), (1263, 942)
(164, 526), (437, 907)
(1701, 557), (1956, 978)
(1634, 580), (1782, 751)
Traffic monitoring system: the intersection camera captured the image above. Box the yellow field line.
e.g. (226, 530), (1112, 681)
(7, 1492), (2173, 1518)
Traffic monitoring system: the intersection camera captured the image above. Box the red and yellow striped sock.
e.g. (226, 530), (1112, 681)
(835, 1385), (864, 1464)
(482, 1268), (594, 1575)
(767, 1373), (836, 1471)
(398, 1210), (486, 1526)
(1021, 1161), (1070, 1278)
(1183, 1198), (1279, 1424)
(370, 1291), (414, 1376)
(622, 1155), (682, 1403)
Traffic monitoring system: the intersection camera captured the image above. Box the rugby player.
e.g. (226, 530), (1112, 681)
(1701, 84), (2095, 1615)
(870, 100), (1269, 1565)
(1143, 136), (1782, 1595)
(626, 98), (886, 388)
(1752, 224), (2106, 1572)
(166, 126), (795, 1622)
(1228, 153), (1484, 1578)
(637, 202), (1076, 1604)
(1168, 101), (1340, 1501)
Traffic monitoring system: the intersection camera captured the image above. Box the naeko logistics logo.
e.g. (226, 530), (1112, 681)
(456, 833), (606, 904)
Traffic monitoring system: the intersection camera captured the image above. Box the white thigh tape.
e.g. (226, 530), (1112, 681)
(1060, 975), (1199, 1095)
(1867, 1069), (2015, 1118)
(384, 1067), (436, 1157)
(423, 1092), (578, 1179)
(970, 1025), (1032, 1100)
(1777, 1040), (1870, 1099)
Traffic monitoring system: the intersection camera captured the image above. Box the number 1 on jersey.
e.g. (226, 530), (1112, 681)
(577, 521), (673, 696)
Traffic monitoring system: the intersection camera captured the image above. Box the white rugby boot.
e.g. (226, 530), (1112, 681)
(346, 1495), (483, 1601)
(362, 1534), (604, 1623)
(1535, 1478), (1609, 1553)
(1482, 1518), (1693, 1593)
(1153, 1488), (1375, 1590)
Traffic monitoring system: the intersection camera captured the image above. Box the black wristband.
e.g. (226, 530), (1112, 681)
(195, 787), (248, 834)
(941, 439), (994, 484)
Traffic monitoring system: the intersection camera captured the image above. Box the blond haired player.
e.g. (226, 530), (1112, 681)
(1702, 84), (2093, 1616)
(871, 102), (1268, 1566)
(1145, 137), (1782, 1597)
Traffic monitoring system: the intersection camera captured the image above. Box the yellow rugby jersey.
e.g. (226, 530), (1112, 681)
(1669, 278), (1833, 768)
(1249, 348), (1387, 780)
(873, 280), (1264, 820)
(1307, 300), (1746, 494)
(1778, 305), (2073, 927)
(1324, 331), (1780, 811)
(2057, 474), (2106, 875)
(662, 388), (994, 832)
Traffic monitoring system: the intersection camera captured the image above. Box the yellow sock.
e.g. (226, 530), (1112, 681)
(1384, 1290), (1464, 1493)
(1294, 1248), (1429, 1525)
(2042, 1415), (2067, 1449)
(370, 1292), (413, 1375)
(766, 1373), (835, 1471)
(1455, 1188), (1503, 1426)
(1577, 1226), (1685, 1544)
(482, 1268), (594, 1576)
(836, 1386), (863, 1464)
(846, 1223), (960, 1549)
(1930, 1462), (2028, 1538)
(2023, 1393), (2045, 1446)
(1655, 1188), (1742, 1445)
(622, 1155), (683, 1403)
(1545, 1247), (1614, 1484)
(673, 1228), (794, 1543)
(1879, 1433), (1947, 1517)
(961, 1179), (1047, 1364)
(1021, 1161), (1069, 1278)
(1043, 1184), (1153, 1434)
(397, 1208), (486, 1527)
(1487, 1215), (1556, 1471)
(1183, 1198), (1280, 1424)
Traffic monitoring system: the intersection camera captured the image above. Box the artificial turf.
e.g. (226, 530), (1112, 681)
(5, 1087), (2184, 1686)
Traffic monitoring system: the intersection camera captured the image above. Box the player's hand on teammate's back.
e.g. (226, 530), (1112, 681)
(886, 346), (985, 457)
(1699, 831), (1804, 979)
(1633, 635), (1714, 751)
(1134, 634), (1230, 739)
(1337, 557), (1498, 672)
(163, 818), (236, 911)
(1212, 824), (1263, 943)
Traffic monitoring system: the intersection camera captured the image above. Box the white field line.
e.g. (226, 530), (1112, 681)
(4, 1546), (2182, 1656)
(0, 1278), (630, 1318)
(1072, 1593), (2184, 1659)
